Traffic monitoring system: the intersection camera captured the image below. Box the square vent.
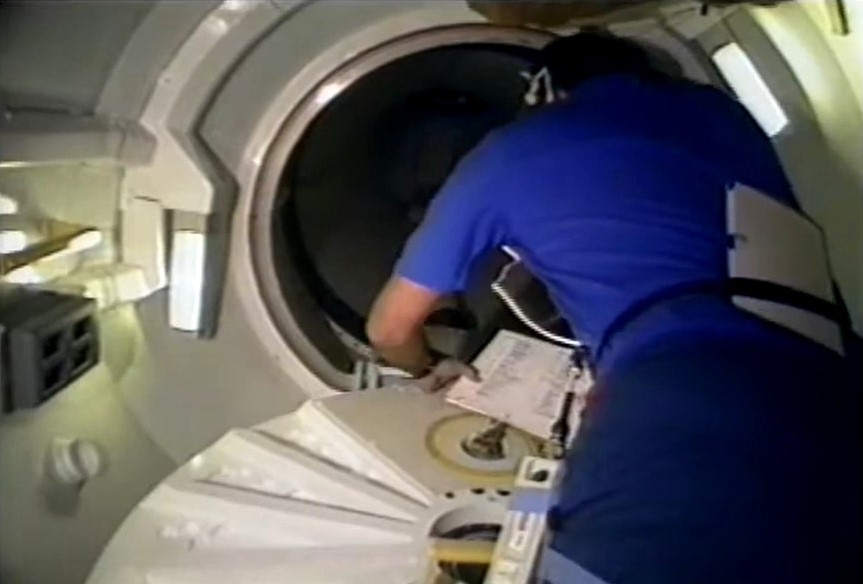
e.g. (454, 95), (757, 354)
(1, 285), (98, 413)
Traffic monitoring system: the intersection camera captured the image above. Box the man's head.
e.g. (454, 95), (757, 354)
(524, 31), (671, 105)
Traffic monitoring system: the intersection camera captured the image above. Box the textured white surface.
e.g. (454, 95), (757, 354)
(88, 390), (522, 583)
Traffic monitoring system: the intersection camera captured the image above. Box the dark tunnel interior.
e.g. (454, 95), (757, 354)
(274, 43), (569, 372)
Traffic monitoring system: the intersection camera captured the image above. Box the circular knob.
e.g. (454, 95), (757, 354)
(46, 438), (105, 487)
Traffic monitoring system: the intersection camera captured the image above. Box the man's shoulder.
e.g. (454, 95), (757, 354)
(479, 104), (588, 166)
(498, 103), (586, 140)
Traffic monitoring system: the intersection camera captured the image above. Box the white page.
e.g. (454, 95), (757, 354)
(446, 330), (590, 440)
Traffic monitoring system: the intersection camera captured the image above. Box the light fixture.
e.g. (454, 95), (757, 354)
(712, 42), (789, 137)
(4, 266), (43, 285)
(314, 81), (348, 106)
(0, 195), (17, 215)
(222, 0), (253, 12)
(168, 230), (206, 332)
(0, 230), (28, 254)
(67, 230), (104, 253)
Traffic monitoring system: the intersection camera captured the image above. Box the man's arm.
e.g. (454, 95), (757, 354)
(368, 135), (505, 373)
(366, 276), (441, 375)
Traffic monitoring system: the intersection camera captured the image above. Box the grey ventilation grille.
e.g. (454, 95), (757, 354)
(0, 285), (98, 412)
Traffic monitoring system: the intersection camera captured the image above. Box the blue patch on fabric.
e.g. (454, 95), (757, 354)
(511, 488), (555, 514)
(541, 548), (610, 584)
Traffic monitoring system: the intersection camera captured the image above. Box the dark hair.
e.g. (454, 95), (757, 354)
(536, 31), (667, 92)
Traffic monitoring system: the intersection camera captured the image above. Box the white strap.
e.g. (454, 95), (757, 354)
(540, 548), (610, 584)
(522, 67), (556, 106)
(727, 184), (843, 354)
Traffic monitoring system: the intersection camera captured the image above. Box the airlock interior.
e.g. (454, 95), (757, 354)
(272, 42), (569, 376)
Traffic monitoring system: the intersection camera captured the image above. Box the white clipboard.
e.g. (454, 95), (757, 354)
(445, 331), (590, 440)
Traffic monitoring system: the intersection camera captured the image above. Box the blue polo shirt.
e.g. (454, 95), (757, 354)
(543, 331), (861, 584)
(395, 74), (796, 369)
(396, 75), (861, 582)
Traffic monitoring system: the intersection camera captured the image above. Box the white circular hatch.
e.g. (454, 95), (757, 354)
(88, 389), (542, 584)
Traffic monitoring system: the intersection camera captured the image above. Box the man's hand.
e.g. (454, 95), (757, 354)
(414, 357), (481, 393)
(367, 276), (481, 390)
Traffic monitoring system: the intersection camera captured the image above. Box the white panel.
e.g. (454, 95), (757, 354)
(728, 184), (842, 353)
(121, 197), (167, 292)
(0, 229), (28, 253)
